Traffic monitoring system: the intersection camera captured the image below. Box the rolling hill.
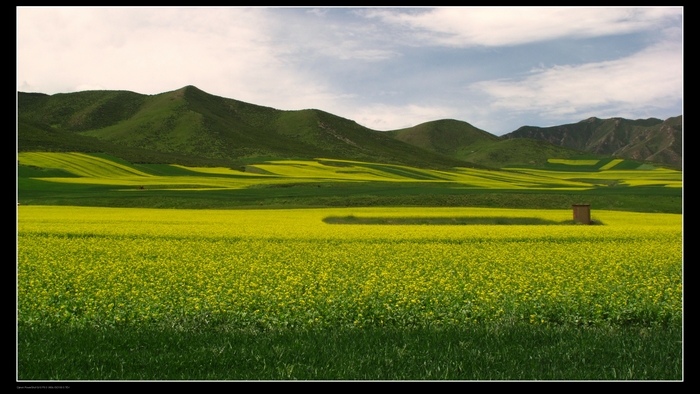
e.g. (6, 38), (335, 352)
(18, 86), (681, 169)
(18, 86), (481, 170)
(387, 119), (500, 159)
(386, 119), (601, 168)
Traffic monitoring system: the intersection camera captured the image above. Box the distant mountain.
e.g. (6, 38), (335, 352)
(501, 116), (682, 168)
(386, 119), (594, 168)
(18, 86), (681, 169)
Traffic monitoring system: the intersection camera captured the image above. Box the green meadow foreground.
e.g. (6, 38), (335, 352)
(18, 205), (682, 380)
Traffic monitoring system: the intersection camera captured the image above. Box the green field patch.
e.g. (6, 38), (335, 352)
(130, 163), (204, 176)
(506, 167), (682, 189)
(118, 184), (230, 191)
(18, 152), (153, 178)
(636, 163), (659, 170)
(317, 159), (354, 168)
(258, 182), (326, 189)
(17, 164), (80, 178)
(569, 178), (621, 187)
(548, 158), (600, 166)
(623, 180), (682, 188)
(599, 159), (624, 170)
(612, 161), (653, 170)
(334, 170), (378, 176)
(353, 162), (447, 181)
(543, 158), (608, 172)
(322, 215), (597, 225)
(169, 164), (276, 179)
(242, 165), (277, 175)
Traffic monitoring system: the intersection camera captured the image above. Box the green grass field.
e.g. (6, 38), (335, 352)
(16, 152), (683, 381)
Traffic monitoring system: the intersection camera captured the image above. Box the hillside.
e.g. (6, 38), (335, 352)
(502, 116), (682, 168)
(459, 138), (609, 168)
(387, 119), (500, 159)
(386, 119), (597, 168)
(18, 86), (482, 170)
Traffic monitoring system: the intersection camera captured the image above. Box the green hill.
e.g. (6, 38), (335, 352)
(18, 86), (483, 170)
(18, 86), (680, 170)
(387, 119), (500, 159)
(386, 120), (599, 168)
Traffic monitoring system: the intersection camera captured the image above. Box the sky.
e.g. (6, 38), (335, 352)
(16, 6), (683, 136)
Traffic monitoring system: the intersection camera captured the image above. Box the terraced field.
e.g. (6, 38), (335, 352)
(18, 152), (681, 192)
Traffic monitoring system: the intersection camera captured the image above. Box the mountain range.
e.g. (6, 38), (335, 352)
(502, 116), (682, 168)
(17, 85), (682, 169)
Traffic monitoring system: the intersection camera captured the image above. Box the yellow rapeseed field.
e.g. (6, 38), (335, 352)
(17, 206), (682, 329)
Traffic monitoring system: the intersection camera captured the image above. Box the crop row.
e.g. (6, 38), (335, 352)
(19, 152), (682, 191)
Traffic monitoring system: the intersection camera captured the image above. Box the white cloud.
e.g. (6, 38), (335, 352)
(16, 7), (338, 105)
(468, 39), (682, 120)
(363, 7), (682, 47)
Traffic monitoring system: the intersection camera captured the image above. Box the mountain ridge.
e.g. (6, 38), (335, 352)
(501, 116), (682, 168)
(19, 86), (479, 169)
(18, 85), (682, 169)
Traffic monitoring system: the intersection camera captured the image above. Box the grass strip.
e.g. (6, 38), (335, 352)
(18, 324), (682, 381)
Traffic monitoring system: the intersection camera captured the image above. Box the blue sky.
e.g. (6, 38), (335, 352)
(17, 7), (683, 135)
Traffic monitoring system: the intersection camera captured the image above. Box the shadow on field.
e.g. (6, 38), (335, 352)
(322, 216), (604, 225)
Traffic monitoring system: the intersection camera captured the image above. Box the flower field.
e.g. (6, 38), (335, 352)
(17, 205), (682, 331)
